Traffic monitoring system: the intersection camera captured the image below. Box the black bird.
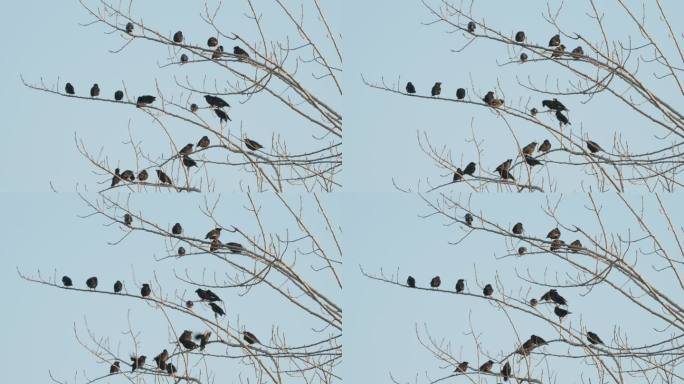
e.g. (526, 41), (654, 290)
(431, 82), (441, 97)
(464, 213), (473, 226)
(86, 276), (98, 289)
(243, 331), (260, 344)
(137, 169), (148, 182)
(587, 331), (604, 345)
(114, 280), (123, 293)
(455, 279), (465, 293)
(569, 239), (582, 252)
(154, 349), (169, 370)
(120, 170), (135, 182)
(141, 283), (151, 297)
(207, 37), (218, 47)
(65, 82), (75, 95)
(482, 91), (495, 104)
(125, 22), (134, 34)
(554, 305), (571, 320)
(483, 284), (494, 296)
(550, 239), (565, 251)
(226, 242), (244, 254)
(479, 360), (494, 373)
(114, 90), (124, 101)
(518, 247), (527, 255)
(62, 275), (73, 287)
(123, 213), (133, 226)
(111, 168), (122, 187)
(156, 169), (172, 184)
(555, 110), (570, 126)
(204, 95), (230, 108)
(525, 155), (542, 167)
(190, 103), (198, 113)
(130, 355), (146, 371)
(109, 361), (120, 374)
(234, 46), (249, 57)
(455, 361), (469, 373)
(530, 107), (538, 116)
(547, 227), (561, 239)
(212, 45), (224, 59)
(178, 247), (186, 256)
(172, 223), (182, 235)
(522, 142), (537, 156)
(185, 300), (194, 309)
(197, 135), (210, 148)
(182, 155), (197, 168)
(520, 52), (528, 62)
(542, 98), (568, 111)
(90, 84), (100, 97)
(467, 21), (476, 33)
(515, 31), (526, 42)
(529, 298), (537, 306)
(205, 228), (221, 240)
(244, 138), (263, 151)
(430, 276), (441, 288)
(551, 44), (565, 58)
(406, 82), (416, 94)
(501, 361), (511, 381)
(215, 108), (230, 123)
(179, 143), (193, 155)
(539, 139), (551, 153)
(173, 31), (184, 43)
(196, 288), (222, 302)
(456, 88), (466, 100)
(453, 169), (463, 182)
(166, 363), (177, 375)
(463, 162), (476, 176)
(587, 140), (602, 153)
(136, 95), (156, 107)
(512, 222), (523, 234)
(407, 276), (416, 287)
(549, 34), (560, 47)
(179, 330), (198, 350)
(209, 302), (225, 316)
(195, 331), (212, 350)
(571, 46), (584, 59)
(540, 289), (567, 306)
(530, 335), (547, 346)
(180, 54), (188, 64)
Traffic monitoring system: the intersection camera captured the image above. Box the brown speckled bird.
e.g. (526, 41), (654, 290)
(549, 34), (560, 47)
(479, 360), (494, 373)
(179, 143), (193, 155)
(538, 139), (551, 153)
(197, 135), (210, 148)
(550, 239), (565, 251)
(86, 276), (98, 289)
(546, 227), (561, 239)
(243, 331), (260, 345)
(587, 140), (603, 153)
(173, 31), (183, 43)
(551, 44), (565, 58)
(587, 331), (604, 345)
(522, 142), (537, 156)
(518, 247), (527, 255)
(207, 37), (218, 47)
(431, 82), (442, 97)
(569, 240), (583, 252)
(571, 46), (584, 59)
(110, 361), (120, 374)
(455, 361), (469, 373)
(512, 222), (524, 235)
(515, 31), (526, 42)
(195, 331), (212, 350)
(172, 223), (182, 235)
(465, 213), (473, 226)
(179, 330), (198, 350)
(137, 169), (148, 182)
(430, 276), (441, 288)
(483, 284), (494, 296)
(156, 170), (172, 184)
(205, 227), (221, 240)
(244, 138), (263, 151)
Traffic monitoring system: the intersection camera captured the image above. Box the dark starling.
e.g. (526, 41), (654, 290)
(130, 355), (146, 371)
(530, 334), (547, 346)
(90, 83), (100, 97)
(137, 169), (148, 182)
(467, 21), (476, 33)
(551, 44), (565, 58)
(571, 46), (584, 59)
(522, 142), (537, 156)
(207, 37), (218, 47)
(209, 302), (225, 316)
(123, 213), (133, 226)
(463, 162), (476, 176)
(190, 103), (199, 113)
(62, 275), (73, 287)
(186, 300), (194, 309)
(114, 280), (123, 293)
(178, 246), (186, 256)
(453, 169), (463, 182)
(210, 238), (221, 252)
(554, 305), (571, 320)
(515, 31), (526, 42)
(178, 143), (193, 155)
(550, 239), (565, 251)
(569, 240), (582, 252)
(166, 363), (177, 375)
(555, 110), (570, 125)
(136, 95), (156, 107)
(542, 98), (568, 111)
(479, 360), (494, 373)
(182, 155), (197, 168)
(500, 168), (515, 181)
(125, 22), (134, 34)
(407, 276), (416, 287)
(179, 330), (198, 350)
(243, 331), (260, 344)
(430, 276), (441, 288)
(541, 289), (567, 305)
(156, 169), (172, 184)
(518, 247), (527, 255)
(483, 91), (495, 104)
(109, 361), (120, 374)
(195, 288), (222, 302)
(406, 82), (416, 94)
(172, 223), (182, 235)
(529, 298), (538, 307)
(86, 276), (98, 289)
(197, 135), (210, 148)
(495, 159), (512, 174)
(483, 283), (494, 296)
(65, 82), (75, 95)
(465, 213), (473, 226)
(549, 34), (560, 47)
(501, 361), (511, 381)
(215, 108), (230, 123)
(520, 52), (528, 62)
(195, 331), (212, 350)
(141, 283), (151, 297)
(244, 138), (263, 151)
(204, 95), (230, 108)
(111, 168), (122, 187)
(525, 155), (542, 167)
(113, 90), (124, 101)
(180, 54), (188, 63)
(234, 46), (249, 57)
(456, 88), (466, 99)
(530, 107), (538, 116)
(512, 222), (524, 234)
(539, 139), (551, 153)
(455, 361), (469, 373)
(205, 228), (221, 240)
(546, 227), (561, 239)
(431, 82), (442, 97)
(154, 349), (169, 370)
(212, 45), (224, 59)
(120, 170), (135, 182)
(455, 279), (465, 293)
(173, 31), (184, 43)
(587, 331), (604, 345)
(226, 242), (244, 254)
(586, 140), (602, 153)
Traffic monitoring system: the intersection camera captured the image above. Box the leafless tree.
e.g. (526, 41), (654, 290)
(365, 0), (684, 192)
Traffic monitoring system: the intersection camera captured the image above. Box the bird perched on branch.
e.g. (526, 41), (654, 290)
(453, 169), (463, 182)
(529, 298), (537, 306)
(430, 276), (441, 288)
(546, 227), (561, 239)
(512, 222), (524, 235)
(204, 95), (230, 109)
(114, 280), (123, 293)
(212, 45), (224, 59)
(465, 213), (473, 226)
(516, 334), (547, 355)
(172, 223), (182, 235)
(119, 170), (135, 182)
(136, 95), (156, 107)
(483, 284), (494, 296)
(166, 363), (177, 375)
(538, 139), (551, 153)
(141, 283), (151, 297)
(467, 21), (476, 33)
(114, 90), (123, 101)
(407, 276), (416, 288)
(587, 331), (604, 345)
(109, 361), (120, 374)
(243, 331), (260, 345)
(501, 361), (511, 381)
(178, 247), (186, 256)
(197, 135), (210, 148)
(542, 98), (568, 111)
(207, 37), (218, 47)
(525, 155), (542, 167)
(569, 239), (583, 252)
(137, 169), (148, 182)
(405, 82), (416, 94)
(540, 289), (567, 305)
(62, 275), (73, 287)
(226, 242), (244, 253)
(90, 83), (100, 97)
(431, 82), (442, 97)
(180, 54), (188, 64)
(182, 155), (197, 168)
(179, 143), (193, 155)
(571, 46), (584, 59)
(179, 330), (198, 350)
(482, 91), (494, 104)
(455, 361), (469, 373)
(173, 30), (183, 43)
(195, 331), (212, 350)
(586, 140), (603, 153)
(548, 34), (560, 47)
(530, 107), (538, 116)
(455, 279), (465, 293)
(554, 305), (571, 320)
(130, 355), (146, 371)
(463, 162), (476, 176)
(125, 22), (134, 34)
(154, 349), (169, 370)
(520, 52), (528, 62)
(196, 288), (222, 302)
(65, 82), (75, 95)
(522, 142), (537, 156)
(479, 360), (494, 373)
(156, 169), (172, 184)
(245, 138), (263, 151)
(234, 46), (249, 57)
(456, 88), (466, 99)
(123, 213), (133, 226)
(205, 228), (221, 240)
(190, 103), (198, 113)
(215, 109), (230, 123)
(515, 31), (526, 42)
(551, 44), (565, 58)
(550, 239), (565, 251)
(209, 302), (225, 316)
(555, 110), (570, 126)
(86, 276), (98, 289)
(210, 238), (221, 252)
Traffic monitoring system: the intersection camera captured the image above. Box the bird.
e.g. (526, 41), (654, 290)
(546, 227), (561, 239)
(453, 170), (463, 182)
(179, 330), (198, 350)
(455, 361), (469, 373)
(479, 360), (494, 373)
(65, 82), (75, 95)
(244, 138), (263, 151)
(512, 222), (524, 235)
(569, 240), (583, 252)
(525, 155), (542, 167)
(210, 238), (221, 252)
(501, 361), (511, 381)
(540, 289), (567, 305)
(234, 46), (249, 57)
(179, 144), (193, 155)
(467, 21), (476, 33)
(520, 52), (528, 62)
(209, 302), (225, 316)
(86, 276), (98, 289)
(530, 107), (538, 116)
(549, 34), (560, 47)
(550, 239), (565, 251)
(215, 108), (230, 123)
(529, 298), (538, 306)
(455, 279), (465, 293)
(195, 331), (212, 350)
(522, 142), (537, 156)
(156, 169), (172, 184)
(197, 135), (210, 148)
(90, 84), (100, 97)
(205, 228), (222, 240)
(515, 31), (526, 42)
(587, 331), (604, 345)
(120, 170), (135, 182)
(212, 45), (224, 59)
(587, 140), (602, 153)
(172, 223), (182, 235)
(482, 91), (495, 104)
(555, 110), (570, 125)
(571, 46), (584, 59)
(516, 335), (546, 355)
(483, 284), (494, 296)
(406, 82), (416, 94)
(430, 276), (441, 288)
(178, 247), (186, 256)
(463, 162), (476, 176)
(109, 361), (120, 374)
(551, 44), (565, 58)
(542, 98), (568, 111)
(111, 168), (122, 187)
(173, 31), (183, 43)
(407, 276), (416, 287)
(554, 305), (571, 320)
(166, 363), (177, 375)
(154, 349), (169, 370)
(185, 300), (194, 309)
(539, 139), (551, 153)
(114, 90), (124, 101)
(125, 22), (134, 34)
(141, 283), (151, 297)
(518, 247), (527, 255)
(431, 82), (441, 97)
(204, 95), (230, 108)
(465, 213), (473, 226)
(456, 88), (466, 99)
(226, 242), (244, 253)
(196, 288), (222, 302)
(137, 169), (148, 182)
(190, 103), (199, 113)
(180, 54), (188, 63)
(243, 331), (260, 344)
(182, 155), (197, 168)
(114, 280), (123, 293)
(62, 275), (73, 287)
(123, 213), (133, 226)
(130, 355), (146, 371)
(207, 37), (218, 47)
(136, 95), (156, 107)
(531, 335), (547, 346)
(489, 98), (504, 108)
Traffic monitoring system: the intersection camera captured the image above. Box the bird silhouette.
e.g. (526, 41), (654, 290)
(137, 169), (148, 182)
(245, 138), (263, 151)
(123, 213), (133, 226)
(467, 21), (476, 33)
(455, 361), (469, 372)
(456, 88), (466, 99)
(157, 170), (172, 184)
(210, 238), (221, 252)
(207, 37), (218, 47)
(455, 279), (465, 293)
(430, 276), (441, 288)
(190, 103), (199, 113)
(172, 223), (183, 235)
(431, 82), (442, 97)
(125, 22), (134, 33)
(179, 143), (193, 155)
(141, 283), (151, 297)
(501, 361), (511, 381)
(529, 298), (538, 306)
(551, 44), (565, 58)
(525, 155), (542, 167)
(538, 139), (551, 153)
(549, 34), (560, 47)
(463, 162), (476, 176)
(483, 284), (494, 296)
(62, 275), (73, 287)
(205, 228), (222, 240)
(407, 276), (416, 287)
(587, 331), (604, 345)
(479, 360), (494, 373)
(540, 289), (567, 305)
(166, 363), (177, 375)
(185, 300), (194, 309)
(518, 247), (527, 255)
(554, 305), (571, 320)
(86, 276), (98, 289)
(226, 242), (244, 254)
(515, 31), (525, 42)
(483, 91), (494, 104)
(215, 109), (230, 123)
(130, 355), (146, 371)
(109, 361), (120, 374)
(465, 213), (473, 226)
(522, 142), (537, 156)
(555, 110), (570, 125)
(119, 170), (135, 182)
(114, 280), (123, 293)
(65, 83), (75, 95)
(586, 140), (602, 153)
(209, 302), (225, 316)
(542, 98), (568, 111)
(136, 95), (156, 107)
(110, 168), (122, 187)
(112, 90), (123, 101)
(212, 45), (224, 59)
(571, 46), (584, 59)
(179, 330), (198, 350)
(569, 240), (583, 252)
(512, 222), (524, 235)
(180, 54), (188, 64)
(204, 95), (230, 109)
(520, 52), (528, 62)
(453, 170), (463, 182)
(195, 331), (212, 350)
(90, 84), (100, 97)
(173, 31), (183, 43)
(243, 331), (260, 344)
(182, 156), (197, 168)
(550, 239), (565, 251)
(530, 107), (538, 116)
(489, 98), (504, 108)
(196, 288), (222, 302)
(178, 247), (186, 256)
(546, 227), (561, 239)
(154, 349), (169, 370)
(406, 82), (416, 94)
(234, 46), (249, 57)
